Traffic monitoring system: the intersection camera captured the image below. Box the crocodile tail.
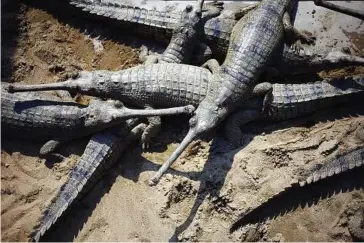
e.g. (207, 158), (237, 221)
(69, 0), (177, 29)
(297, 147), (364, 187)
(230, 147), (364, 232)
(30, 119), (143, 241)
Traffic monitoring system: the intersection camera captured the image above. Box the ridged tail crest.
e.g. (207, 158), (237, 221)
(30, 119), (144, 242)
(69, 0), (178, 29)
(230, 147), (364, 232)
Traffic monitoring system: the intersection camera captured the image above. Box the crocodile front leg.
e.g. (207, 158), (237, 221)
(314, 0), (364, 21)
(224, 110), (261, 147)
(142, 105), (162, 149)
(233, 3), (259, 20)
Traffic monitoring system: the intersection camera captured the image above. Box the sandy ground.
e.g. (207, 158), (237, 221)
(1, 1), (364, 242)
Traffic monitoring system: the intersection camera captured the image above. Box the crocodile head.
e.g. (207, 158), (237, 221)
(84, 99), (126, 128)
(149, 100), (226, 185)
(7, 70), (114, 98)
(169, 1), (205, 45)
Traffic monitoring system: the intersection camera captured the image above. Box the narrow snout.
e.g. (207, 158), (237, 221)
(7, 80), (75, 93)
(114, 105), (196, 120)
(149, 128), (198, 186)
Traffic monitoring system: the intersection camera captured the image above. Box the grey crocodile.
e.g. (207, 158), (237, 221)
(9, 66), (364, 178)
(148, 0), (318, 184)
(2, 87), (194, 157)
(69, 0), (364, 74)
(230, 146), (364, 234)
(6, 64), (213, 148)
(7, 65), (212, 108)
(30, 119), (146, 242)
(139, 0), (223, 64)
(224, 77), (364, 146)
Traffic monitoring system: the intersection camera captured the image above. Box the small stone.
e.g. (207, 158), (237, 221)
(5, 164), (9, 168)
(312, 9), (316, 14)
(271, 233), (284, 242)
(342, 47), (351, 54)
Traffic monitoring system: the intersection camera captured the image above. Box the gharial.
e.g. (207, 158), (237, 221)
(139, 0), (224, 65)
(30, 119), (147, 242)
(4, 0), (364, 241)
(148, 0), (317, 185)
(1, 85), (194, 158)
(25, 1), (222, 240)
(8, 67), (364, 180)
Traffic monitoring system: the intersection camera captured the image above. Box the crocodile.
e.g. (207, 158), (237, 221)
(9, 67), (364, 179)
(139, 0), (224, 64)
(224, 76), (364, 146)
(69, 0), (364, 74)
(1, 87), (195, 157)
(30, 119), (146, 242)
(230, 146), (364, 235)
(148, 0), (318, 185)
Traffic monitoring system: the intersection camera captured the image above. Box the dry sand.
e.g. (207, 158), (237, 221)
(1, 1), (364, 241)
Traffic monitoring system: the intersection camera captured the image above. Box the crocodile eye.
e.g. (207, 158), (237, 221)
(185, 5), (193, 11)
(181, 28), (189, 35)
(113, 100), (123, 108)
(189, 117), (197, 127)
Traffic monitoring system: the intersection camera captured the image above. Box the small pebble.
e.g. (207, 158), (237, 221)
(342, 47), (351, 54)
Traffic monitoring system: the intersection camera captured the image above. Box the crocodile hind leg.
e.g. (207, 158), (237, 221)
(314, 0), (364, 21)
(252, 82), (273, 114)
(141, 106), (162, 149)
(224, 110), (261, 147)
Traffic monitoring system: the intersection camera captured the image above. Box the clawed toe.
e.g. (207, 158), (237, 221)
(302, 35), (316, 45)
